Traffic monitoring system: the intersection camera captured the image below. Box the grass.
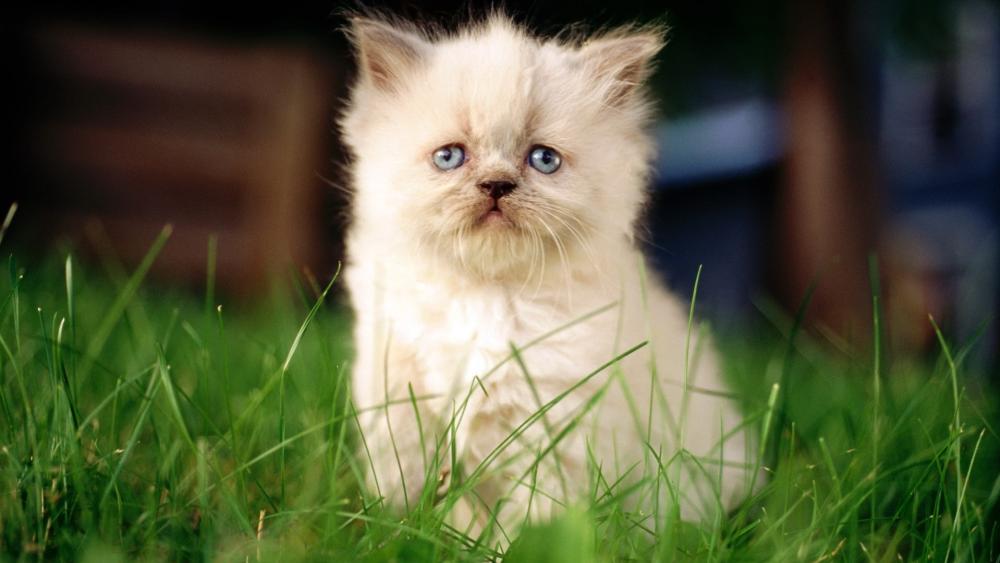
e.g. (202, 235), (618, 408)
(1, 224), (998, 561)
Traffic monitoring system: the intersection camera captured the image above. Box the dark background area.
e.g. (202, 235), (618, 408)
(2, 1), (998, 372)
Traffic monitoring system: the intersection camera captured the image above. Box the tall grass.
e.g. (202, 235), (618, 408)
(0, 223), (997, 561)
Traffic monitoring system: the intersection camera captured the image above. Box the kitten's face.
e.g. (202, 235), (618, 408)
(342, 17), (663, 279)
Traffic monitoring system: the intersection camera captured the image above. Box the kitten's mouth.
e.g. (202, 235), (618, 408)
(477, 200), (513, 226)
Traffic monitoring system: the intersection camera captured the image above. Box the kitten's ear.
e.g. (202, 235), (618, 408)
(348, 17), (429, 92)
(579, 29), (665, 105)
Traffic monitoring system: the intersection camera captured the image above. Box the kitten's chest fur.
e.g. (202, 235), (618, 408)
(369, 260), (617, 397)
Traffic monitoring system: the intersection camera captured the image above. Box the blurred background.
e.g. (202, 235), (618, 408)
(2, 1), (998, 372)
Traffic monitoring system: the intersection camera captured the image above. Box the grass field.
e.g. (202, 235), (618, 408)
(1, 223), (998, 561)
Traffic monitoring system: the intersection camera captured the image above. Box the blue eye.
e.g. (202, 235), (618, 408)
(432, 144), (465, 171)
(528, 146), (562, 174)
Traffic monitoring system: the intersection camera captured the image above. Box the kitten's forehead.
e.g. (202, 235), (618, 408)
(426, 22), (565, 147)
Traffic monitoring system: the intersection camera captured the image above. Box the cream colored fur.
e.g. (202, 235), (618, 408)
(340, 14), (756, 537)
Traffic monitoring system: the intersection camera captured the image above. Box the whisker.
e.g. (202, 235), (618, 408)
(534, 212), (573, 308)
(535, 205), (612, 294)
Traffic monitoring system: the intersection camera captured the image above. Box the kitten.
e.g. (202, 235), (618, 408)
(340, 14), (756, 536)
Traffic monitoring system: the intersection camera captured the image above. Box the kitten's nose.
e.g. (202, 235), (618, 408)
(478, 180), (516, 200)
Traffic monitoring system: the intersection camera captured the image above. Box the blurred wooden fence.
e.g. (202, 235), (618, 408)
(21, 24), (337, 294)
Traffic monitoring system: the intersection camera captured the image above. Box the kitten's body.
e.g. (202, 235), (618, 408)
(341, 15), (754, 534)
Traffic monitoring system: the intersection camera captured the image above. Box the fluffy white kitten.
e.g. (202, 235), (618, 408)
(340, 14), (755, 535)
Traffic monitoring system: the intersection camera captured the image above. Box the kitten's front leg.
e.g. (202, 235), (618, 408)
(355, 338), (450, 510)
(359, 400), (449, 509)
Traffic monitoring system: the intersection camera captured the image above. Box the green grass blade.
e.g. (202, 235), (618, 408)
(79, 225), (173, 387)
(100, 363), (161, 505)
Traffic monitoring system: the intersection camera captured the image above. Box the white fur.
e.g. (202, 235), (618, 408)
(340, 15), (756, 536)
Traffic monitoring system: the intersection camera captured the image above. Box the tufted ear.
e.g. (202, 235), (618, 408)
(579, 29), (665, 105)
(348, 17), (430, 92)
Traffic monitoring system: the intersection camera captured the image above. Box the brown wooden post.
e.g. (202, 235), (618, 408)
(779, 0), (882, 343)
